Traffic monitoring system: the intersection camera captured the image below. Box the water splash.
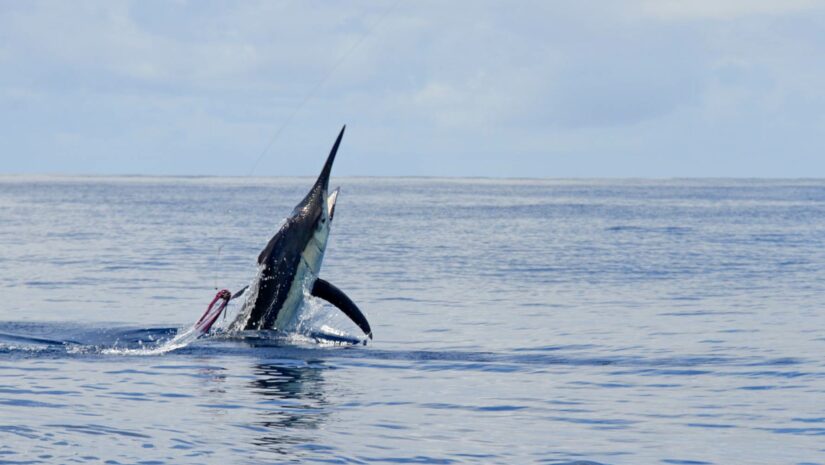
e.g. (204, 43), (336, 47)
(98, 290), (364, 356)
(101, 325), (202, 356)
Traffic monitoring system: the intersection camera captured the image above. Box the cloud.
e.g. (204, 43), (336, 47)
(637, 0), (821, 20)
(1, 1), (825, 176)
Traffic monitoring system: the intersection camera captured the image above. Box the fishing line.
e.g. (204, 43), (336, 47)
(246, 0), (400, 176)
(213, 245), (223, 290)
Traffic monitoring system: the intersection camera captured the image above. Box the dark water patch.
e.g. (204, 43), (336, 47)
(685, 423), (736, 429)
(476, 405), (527, 412)
(24, 279), (96, 288)
(762, 427), (825, 436)
(662, 460), (713, 465)
(105, 369), (163, 376)
(658, 311), (752, 317)
(539, 462), (609, 465)
(0, 425), (40, 440)
(158, 392), (193, 398)
(359, 455), (455, 464)
(417, 361), (524, 373)
(106, 392), (152, 402)
(777, 259), (810, 266)
(45, 424), (151, 439)
(0, 332), (78, 346)
(610, 368), (711, 376)
(512, 344), (598, 352)
(751, 233), (795, 244)
(549, 416), (636, 428)
(0, 398), (65, 408)
(569, 381), (634, 389)
(419, 403), (526, 413)
(0, 387), (77, 396)
(452, 453), (497, 460)
(730, 370), (819, 379)
(742, 357), (805, 367)
(150, 364), (226, 371)
(737, 385), (784, 391)
(234, 423), (270, 433)
(348, 401), (415, 408)
(606, 225), (692, 235)
(372, 423), (409, 431)
(793, 417), (825, 423)
(109, 391), (147, 397)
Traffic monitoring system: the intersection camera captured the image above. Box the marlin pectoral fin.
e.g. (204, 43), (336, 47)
(311, 278), (372, 339)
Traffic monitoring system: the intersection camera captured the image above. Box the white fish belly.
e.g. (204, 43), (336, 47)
(272, 228), (329, 330)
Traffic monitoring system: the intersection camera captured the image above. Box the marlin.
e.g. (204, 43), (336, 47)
(230, 126), (372, 339)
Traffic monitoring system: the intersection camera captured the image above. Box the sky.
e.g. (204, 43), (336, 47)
(1, 0), (825, 178)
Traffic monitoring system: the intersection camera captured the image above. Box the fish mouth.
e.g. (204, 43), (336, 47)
(326, 188), (339, 221)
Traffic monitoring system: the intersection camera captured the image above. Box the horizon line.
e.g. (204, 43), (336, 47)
(1, 173), (825, 182)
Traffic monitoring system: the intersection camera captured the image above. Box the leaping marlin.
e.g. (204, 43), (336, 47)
(229, 125), (372, 339)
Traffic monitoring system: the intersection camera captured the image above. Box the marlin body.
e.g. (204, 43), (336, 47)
(231, 126), (372, 339)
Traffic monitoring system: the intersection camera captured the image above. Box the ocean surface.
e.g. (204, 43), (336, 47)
(0, 176), (823, 465)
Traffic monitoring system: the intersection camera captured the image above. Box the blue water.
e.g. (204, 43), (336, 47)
(0, 176), (824, 464)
